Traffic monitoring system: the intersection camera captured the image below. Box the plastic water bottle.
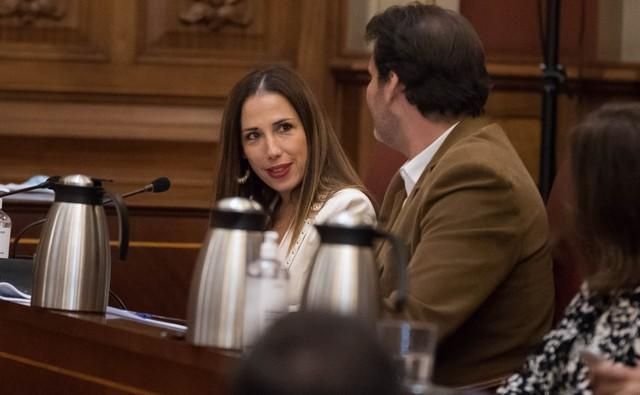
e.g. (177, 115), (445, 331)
(242, 230), (289, 349)
(0, 198), (12, 259)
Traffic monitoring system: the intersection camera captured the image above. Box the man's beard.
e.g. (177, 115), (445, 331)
(373, 112), (403, 154)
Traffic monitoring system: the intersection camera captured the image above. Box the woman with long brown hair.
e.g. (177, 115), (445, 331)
(215, 65), (375, 306)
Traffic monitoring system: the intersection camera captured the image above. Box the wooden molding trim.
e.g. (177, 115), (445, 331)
(0, 99), (221, 143)
(16, 239), (203, 250)
(331, 57), (640, 87)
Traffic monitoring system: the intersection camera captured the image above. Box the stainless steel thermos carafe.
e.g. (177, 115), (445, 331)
(302, 211), (407, 324)
(186, 197), (267, 349)
(31, 174), (129, 313)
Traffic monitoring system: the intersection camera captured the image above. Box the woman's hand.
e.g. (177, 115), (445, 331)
(588, 360), (640, 395)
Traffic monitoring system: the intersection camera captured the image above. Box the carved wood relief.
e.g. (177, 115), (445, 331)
(0, 0), (66, 24)
(0, 0), (108, 62)
(136, 0), (298, 67)
(179, 0), (253, 31)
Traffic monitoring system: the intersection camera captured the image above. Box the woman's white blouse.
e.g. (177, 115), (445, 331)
(277, 188), (376, 307)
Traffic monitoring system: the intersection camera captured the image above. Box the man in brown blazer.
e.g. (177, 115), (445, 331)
(365, 4), (554, 389)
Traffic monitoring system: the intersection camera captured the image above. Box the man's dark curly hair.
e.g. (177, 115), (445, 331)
(365, 2), (491, 119)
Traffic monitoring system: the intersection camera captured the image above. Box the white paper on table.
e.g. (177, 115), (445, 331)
(0, 175), (55, 202)
(0, 282), (186, 333)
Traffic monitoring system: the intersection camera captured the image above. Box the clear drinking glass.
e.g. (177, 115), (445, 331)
(378, 320), (437, 395)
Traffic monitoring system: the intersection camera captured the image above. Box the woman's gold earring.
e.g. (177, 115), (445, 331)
(237, 168), (250, 184)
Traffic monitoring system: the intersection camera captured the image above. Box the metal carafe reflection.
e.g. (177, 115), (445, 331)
(186, 197), (267, 349)
(32, 174), (129, 313)
(302, 211), (407, 324)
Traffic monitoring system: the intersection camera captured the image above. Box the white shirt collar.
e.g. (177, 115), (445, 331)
(399, 122), (459, 196)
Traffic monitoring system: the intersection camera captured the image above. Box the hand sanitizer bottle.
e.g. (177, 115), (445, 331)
(242, 230), (289, 349)
(0, 198), (12, 259)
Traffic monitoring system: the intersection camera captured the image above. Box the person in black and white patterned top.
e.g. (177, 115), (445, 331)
(498, 102), (640, 394)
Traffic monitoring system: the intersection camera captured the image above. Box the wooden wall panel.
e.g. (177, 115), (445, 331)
(485, 90), (542, 182)
(0, 135), (218, 208)
(0, 0), (303, 96)
(333, 68), (373, 176)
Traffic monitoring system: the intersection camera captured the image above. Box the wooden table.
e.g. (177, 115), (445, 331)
(0, 300), (240, 394)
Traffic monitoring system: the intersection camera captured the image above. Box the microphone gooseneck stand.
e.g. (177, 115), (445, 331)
(539, 0), (566, 202)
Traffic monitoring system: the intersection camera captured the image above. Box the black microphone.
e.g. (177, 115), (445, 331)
(104, 177), (171, 204)
(0, 176), (60, 198)
(120, 177), (171, 199)
(150, 176), (171, 193)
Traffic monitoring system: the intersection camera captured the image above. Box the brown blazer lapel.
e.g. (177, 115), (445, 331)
(377, 173), (406, 271)
(379, 173), (406, 226)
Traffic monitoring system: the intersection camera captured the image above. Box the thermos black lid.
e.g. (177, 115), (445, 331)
(315, 211), (377, 246)
(53, 174), (104, 205)
(210, 197), (267, 231)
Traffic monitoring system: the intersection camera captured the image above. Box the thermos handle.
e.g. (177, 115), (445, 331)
(375, 229), (408, 312)
(105, 191), (130, 261)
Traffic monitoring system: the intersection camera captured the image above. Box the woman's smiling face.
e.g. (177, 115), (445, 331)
(240, 92), (308, 202)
